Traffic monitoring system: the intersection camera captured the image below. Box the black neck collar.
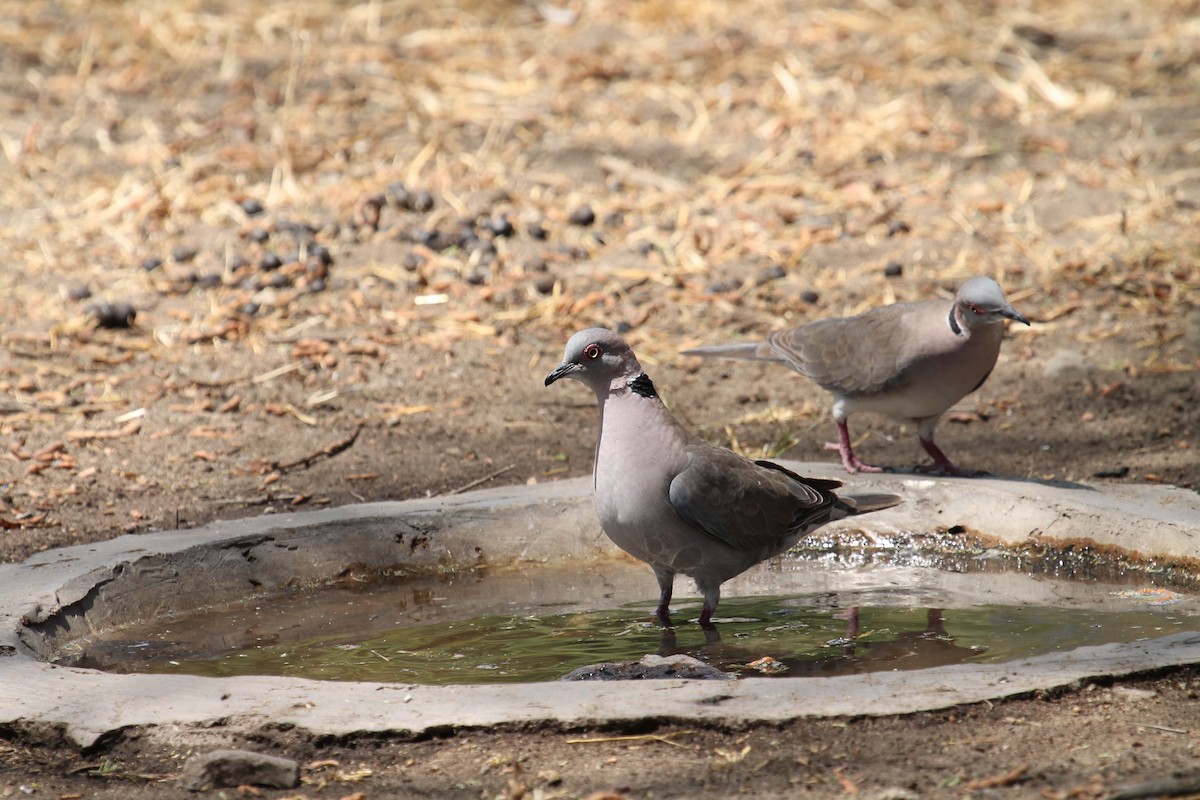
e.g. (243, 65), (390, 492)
(948, 307), (963, 336)
(629, 373), (658, 398)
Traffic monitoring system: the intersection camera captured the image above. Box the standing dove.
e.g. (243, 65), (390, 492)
(545, 328), (899, 626)
(682, 276), (1030, 476)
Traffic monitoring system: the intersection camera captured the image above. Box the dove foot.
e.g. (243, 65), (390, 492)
(822, 441), (885, 474)
(918, 437), (985, 477)
(827, 420), (886, 474)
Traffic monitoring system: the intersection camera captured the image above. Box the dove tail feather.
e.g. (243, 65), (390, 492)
(681, 341), (781, 362)
(837, 493), (902, 515)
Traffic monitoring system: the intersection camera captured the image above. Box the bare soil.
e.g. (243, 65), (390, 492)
(1, 0), (1198, 797)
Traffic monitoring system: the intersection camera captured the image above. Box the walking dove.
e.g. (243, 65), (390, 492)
(545, 328), (900, 626)
(683, 276), (1029, 475)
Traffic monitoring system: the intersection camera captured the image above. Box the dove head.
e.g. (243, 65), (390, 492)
(954, 276), (1030, 329)
(544, 328), (647, 395)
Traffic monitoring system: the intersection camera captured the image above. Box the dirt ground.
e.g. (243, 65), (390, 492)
(2, 0), (1199, 797)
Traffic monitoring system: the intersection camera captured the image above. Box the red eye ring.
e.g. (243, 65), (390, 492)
(583, 343), (602, 359)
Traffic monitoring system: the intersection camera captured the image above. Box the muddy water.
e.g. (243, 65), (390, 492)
(67, 549), (1200, 684)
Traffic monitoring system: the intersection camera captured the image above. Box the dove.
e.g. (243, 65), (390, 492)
(682, 276), (1029, 476)
(545, 328), (899, 626)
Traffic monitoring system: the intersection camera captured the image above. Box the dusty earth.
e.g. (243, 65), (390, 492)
(2, 0), (1199, 797)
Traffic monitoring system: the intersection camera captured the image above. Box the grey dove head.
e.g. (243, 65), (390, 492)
(955, 276), (1030, 327)
(544, 328), (643, 391)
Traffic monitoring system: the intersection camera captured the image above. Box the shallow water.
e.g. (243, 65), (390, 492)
(71, 558), (1200, 684)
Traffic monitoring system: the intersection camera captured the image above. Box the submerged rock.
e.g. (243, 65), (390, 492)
(560, 653), (733, 681)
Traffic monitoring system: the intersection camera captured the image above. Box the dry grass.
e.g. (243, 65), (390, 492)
(0, 0), (1196, 492)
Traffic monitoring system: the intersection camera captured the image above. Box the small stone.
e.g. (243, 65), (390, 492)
(64, 284), (92, 301)
(886, 220), (911, 237)
(248, 227), (270, 244)
(171, 245), (197, 264)
(883, 261), (903, 278)
(195, 273), (222, 289)
(527, 222), (548, 240)
(179, 749), (299, 791)
(87, 302), (137, 329)
(238, 301), (261, 316)
(757, 264), (786, 284)
(141, 256), (163, 272)
(568, 204), (595, 226)
(387, 182), (410, 208)
(800, 290), (820, 304)
(309, 244), (333, 266)
(240, 198), (265, 216)
(533, 275), (557, 294)
(260, 252), (283, 271)
(561, 654), (733, 681)
(602, 210), (624, 227)
(706, 277), (742, 294)
(484, 215), (515, 237)
(307, 278), (327, 293)
(266, 272), (291, 289)
(412, 190), (435, 212)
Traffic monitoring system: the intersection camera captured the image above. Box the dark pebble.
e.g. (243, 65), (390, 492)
(276, 219), (317, 239)
(591, 232), (606, 245)
(141, 256), (163, 272)
(1014, 24), (1058, 47)
(266, 272), (291, 289)
(602, 211), (624, 227)
(87, 302), (137, 329)
(196, 273), (222, 289)
(238, 301), (261, 316)
(307, 278), (327, 293)
(568, 204), (595, 226)
(229, 254), (248, 270)
(884, 261), (904, 278)
(615, 320), (634, 334)
(64, 284), (92, 301)
(466, 269), (488, 286)
(1092, 466), (1130, 479)
(887, 220), (911, 237)
(306, 260), (328, 281)
(248, 227), (270, 244)
(240, 198), (265, 216)
(757, 264), (786, 284)
(706, 278), (742, 294)
(527, 222), (548, 240)
(533, 275), (557, 294)
(387, 182), (410, 208)
(171, 246), (197, 264)
(309, 244), (333, 266)
(637, 241), (656, 257)
(800, 290), (820, 304)
(261, 252), (283, 271)
(412, 190), (435, 212)
(484, 215), (515, 237)
(402, 252), (424, 272)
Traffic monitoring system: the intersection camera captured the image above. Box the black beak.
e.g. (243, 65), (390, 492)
(1002, 306), (1031, 326)
(544, 361), (581, 386)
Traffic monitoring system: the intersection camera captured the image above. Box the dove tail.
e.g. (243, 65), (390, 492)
(680, 341), (781, 362)
(837, 493), (902, 515)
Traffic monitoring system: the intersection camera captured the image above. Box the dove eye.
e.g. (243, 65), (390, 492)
(583, 343), (602, 359)
(968, 303), (983, 315)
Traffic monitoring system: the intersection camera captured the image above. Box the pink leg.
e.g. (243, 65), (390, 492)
(823, 420), (884, 474)
(917, 436), (980, 477)
(698, 604), (715, 628)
